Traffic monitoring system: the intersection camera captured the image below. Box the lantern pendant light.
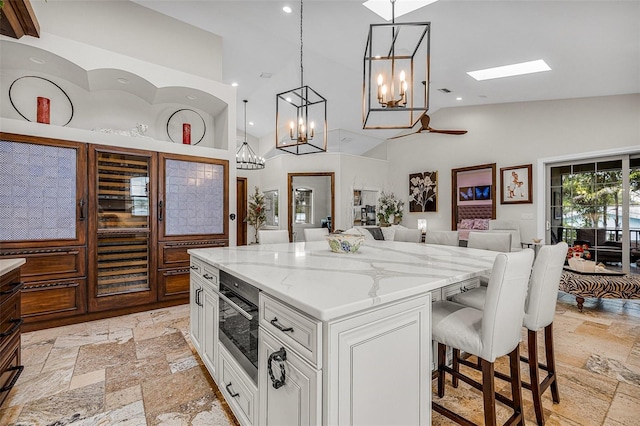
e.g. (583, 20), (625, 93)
(363, 0), (431, 130)
(275, 0), (327, 155)
(236, 100), (265, 170)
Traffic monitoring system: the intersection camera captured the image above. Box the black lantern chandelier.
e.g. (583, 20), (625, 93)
(236, 100), (265, 170)
(363, 0), (430, 130)
(275, 0), (327, 155)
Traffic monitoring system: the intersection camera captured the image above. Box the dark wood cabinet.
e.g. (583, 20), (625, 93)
(0, 263), (24, 408)
(0, 133), (229, 330)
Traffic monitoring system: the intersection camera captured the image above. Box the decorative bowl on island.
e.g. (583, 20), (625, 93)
(326, 233), (365, 254)
(532, 238), (542, 243)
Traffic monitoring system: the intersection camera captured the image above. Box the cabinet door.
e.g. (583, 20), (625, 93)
(259, 329), (321, 426)
(157, 153), (229, 243)
(190, 277), (202, 352)
(87, 145), (158, 312)
(0, 134), (87, 249)
(326, 294), (431, 426)
(201, 283), (218, 379)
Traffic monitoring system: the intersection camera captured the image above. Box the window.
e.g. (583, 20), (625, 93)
(549, 154), (640, 273)
(294, 188), (312, 224)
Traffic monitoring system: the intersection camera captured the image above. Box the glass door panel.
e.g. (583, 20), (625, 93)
(96, 234), (149, 296)
(97, 152), (149, 230)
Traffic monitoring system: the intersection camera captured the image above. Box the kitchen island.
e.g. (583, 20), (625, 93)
(189, 240), (500, 426)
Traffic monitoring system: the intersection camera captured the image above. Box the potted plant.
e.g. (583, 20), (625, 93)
(246, 186), (266, 243)
(377, 191), (404, 226)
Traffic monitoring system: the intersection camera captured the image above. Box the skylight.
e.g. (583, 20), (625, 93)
(362, 0), (438, 21)
(467, 60), (551, 81)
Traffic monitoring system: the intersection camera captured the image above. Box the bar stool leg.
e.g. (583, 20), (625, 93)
(437, 342), (446, 398)
(528, 329), (545, 425)
(510, 346), (525, 426)
(545, 323), (560, 403)
(452, 348), (460, 388)
(481, 358), (497, 426)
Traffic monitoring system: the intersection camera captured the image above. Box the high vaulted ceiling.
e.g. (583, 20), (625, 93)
(138, 1), (639, 151)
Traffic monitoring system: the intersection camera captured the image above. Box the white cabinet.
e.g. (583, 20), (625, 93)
(258, 328), (321, 426)
(325, 293), (432, 426)
(219, 343), (258, 426)
(190, 259), (219, 380)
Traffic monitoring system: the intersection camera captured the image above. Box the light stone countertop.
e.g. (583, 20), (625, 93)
(189, 241), (501, 321)
(0, 258), (26, 276)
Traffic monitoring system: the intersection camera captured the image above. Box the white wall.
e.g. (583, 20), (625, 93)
(31, 1), (223, 81)
(383, 94), (640, 242)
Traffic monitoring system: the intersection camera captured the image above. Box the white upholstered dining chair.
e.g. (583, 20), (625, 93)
(431, 249), (535, 426)
(488, 219), (523, 251)
(467, 231), (512, 252)
(393, 228), (422, 242)
(425, 230), (459, 246)
(257, 230), (289, 244)
(303, 227), (329, 241)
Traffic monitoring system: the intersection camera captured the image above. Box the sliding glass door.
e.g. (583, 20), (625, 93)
(548, 154), (639, 273)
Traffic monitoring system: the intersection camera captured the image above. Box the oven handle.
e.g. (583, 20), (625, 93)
(218, 291), (254, 321)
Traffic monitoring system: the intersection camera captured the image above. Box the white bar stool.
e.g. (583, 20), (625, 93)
(431, 249), (534, 426)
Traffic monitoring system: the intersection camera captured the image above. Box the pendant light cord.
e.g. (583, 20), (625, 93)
(243, 100), (247, 143)
(300, 0), (304, 88)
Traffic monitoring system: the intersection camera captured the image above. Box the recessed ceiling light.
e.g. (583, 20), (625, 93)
(285, 97), (292, 102)
(116, 78), (129, 84)
(231, 82), (238, 87)
(456, 97), (462, 101)
(249, 121), (254, 126)
(186, 95), (197, 100)
(467, 59), (551, 81)
(363, 0), (438, 21)
(283, 6), (292, 13)
(29, 56), (45, 64)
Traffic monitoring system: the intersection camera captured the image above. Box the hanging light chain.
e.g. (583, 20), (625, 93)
(300, 0), (304, 89)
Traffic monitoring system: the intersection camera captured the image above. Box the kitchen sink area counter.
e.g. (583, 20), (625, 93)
(188, 241), (500, 426)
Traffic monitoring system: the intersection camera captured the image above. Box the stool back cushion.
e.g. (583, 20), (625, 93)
(258, 230), (289, 244)
(303, 228), (329, 241)
(394, 228), (422, 242)
(481, 249), (535, 362)
(468, 231), (512, 252)
(425, 230), (459, 246)
(524, 242), (568, 330)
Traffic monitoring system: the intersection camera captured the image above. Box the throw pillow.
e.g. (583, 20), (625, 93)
(364, 227), (385, 240)
(472, 219), (490, 230)
(459, 219), (474, 229)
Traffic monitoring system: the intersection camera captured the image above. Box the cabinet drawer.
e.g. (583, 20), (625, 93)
(0, 332), (22, 408)
(0, 269), (21, 306)
(219, 344), (257, 426)
(159, 240), (227, 269)
(0, 288), (22, 354)
(260, 293), (321, 368)
(157, 267), (190, 300)
(0, 247), (86, 282)
(21, 278), (87, 322)
(442, 277), (480, 300)
(190, 258), (219, 288)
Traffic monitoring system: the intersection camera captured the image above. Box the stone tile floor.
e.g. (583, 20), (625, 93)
(1, 294), (638, 425)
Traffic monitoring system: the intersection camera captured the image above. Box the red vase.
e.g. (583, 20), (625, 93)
(37, 97), (50, 124)
(182, 123), (191, 145)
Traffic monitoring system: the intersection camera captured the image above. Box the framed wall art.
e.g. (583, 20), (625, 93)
(409, 171), (437, 212)
(500, 164), (533, 204)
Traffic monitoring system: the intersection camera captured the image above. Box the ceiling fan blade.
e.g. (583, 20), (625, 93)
(427, 128), (468, 135)
(387, 129), (421, 140)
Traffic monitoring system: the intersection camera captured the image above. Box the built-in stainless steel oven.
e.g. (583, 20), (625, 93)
(218, 270), (260, 383)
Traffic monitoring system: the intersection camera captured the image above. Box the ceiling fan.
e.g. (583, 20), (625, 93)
(388, 114), (468, 139)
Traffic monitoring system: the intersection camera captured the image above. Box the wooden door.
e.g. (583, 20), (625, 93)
(237, 177), (247, 246)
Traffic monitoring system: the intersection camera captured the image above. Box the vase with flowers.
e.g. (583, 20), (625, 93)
(567, 243), (591, 260)
(245, 186), (266, 243)
(377, 191), (404, 226)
